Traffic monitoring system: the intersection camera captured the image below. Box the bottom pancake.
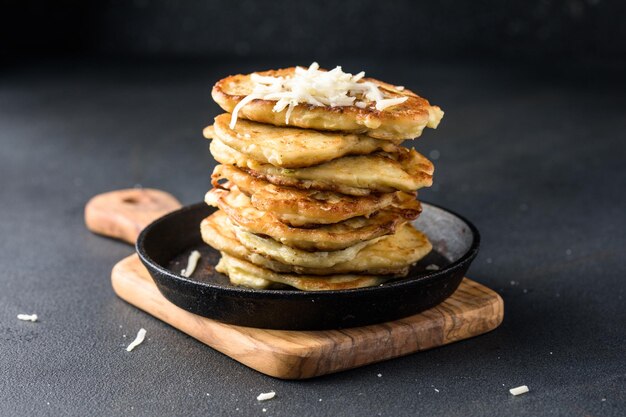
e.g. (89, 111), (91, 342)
(216, 253), (389, 291)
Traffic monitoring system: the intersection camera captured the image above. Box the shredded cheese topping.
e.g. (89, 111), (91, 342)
(181, 250), (201, 278)
(257, 392), (276, 401)
(126, 328), (147, 352)
(230, 62), (408, 128)
(17, 314), (38, 322)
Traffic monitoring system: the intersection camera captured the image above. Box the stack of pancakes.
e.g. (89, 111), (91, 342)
(201, 67), (444, 291)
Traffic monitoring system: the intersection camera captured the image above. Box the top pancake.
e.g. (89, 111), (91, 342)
(205, 114), (402, 168)
(212, 67), (444, 140)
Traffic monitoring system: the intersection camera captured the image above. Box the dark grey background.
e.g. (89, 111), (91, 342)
(2, 0), (626, 62)
(1, 1), (625, 416)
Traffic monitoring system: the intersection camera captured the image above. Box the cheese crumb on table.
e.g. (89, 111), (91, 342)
(126, 328), (147, 352)
(257, 392), (276, 401)
(509, 385), (529, 396)
(17, 314), (38, 322)
(181, 250), (201, 278)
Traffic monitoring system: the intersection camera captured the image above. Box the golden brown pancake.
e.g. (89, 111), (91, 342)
(212, 164), (415, 226)
(210, 138), (433, 196)
(216, 252), (389, 291)
(201, 211), (431, 277)
(205, 186), (421, 251)
(200, 211), (393, 274)
(233, 221), (432, 274)
(205, 114), (402, 168)
(211, 67), (444, 140)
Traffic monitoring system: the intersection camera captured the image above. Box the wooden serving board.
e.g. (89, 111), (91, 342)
(112, 254), (504, 380)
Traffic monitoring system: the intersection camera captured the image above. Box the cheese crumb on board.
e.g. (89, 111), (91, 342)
(126, 328), (147, 352)
(230, 62), (408, 128)
(257, 392), (276, 401)
(181, 250), (201, 278)
(509, 385), (529, 396)
(17, 314), (38, 322)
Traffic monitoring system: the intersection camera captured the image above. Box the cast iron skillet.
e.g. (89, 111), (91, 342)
(135, 201), (480, 330)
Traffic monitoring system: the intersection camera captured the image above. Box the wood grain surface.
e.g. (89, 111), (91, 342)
(85, 188), (181, 244)
(112, 254), (504, 379)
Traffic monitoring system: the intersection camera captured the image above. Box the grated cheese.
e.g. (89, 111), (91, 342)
(230, 62), (407, 128)
(17, 314), (38, 322)
(509, 385), (529, 396)
(257, 392), (276, 401)
(126, 328), (146, 352)
(425, 264), (440, 271)
(181, 250), (201, 278)
(375, 97), (408, 111)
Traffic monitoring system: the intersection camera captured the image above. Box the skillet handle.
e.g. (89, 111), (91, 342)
(85, 189), (182, 245)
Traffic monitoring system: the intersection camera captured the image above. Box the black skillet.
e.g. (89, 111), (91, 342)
(87, 188), (480, 330)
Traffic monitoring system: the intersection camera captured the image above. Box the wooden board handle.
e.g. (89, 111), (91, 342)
(85, 189), (182, 244)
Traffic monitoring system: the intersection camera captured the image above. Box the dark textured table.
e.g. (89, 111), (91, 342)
(1, 59), (624, 417)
